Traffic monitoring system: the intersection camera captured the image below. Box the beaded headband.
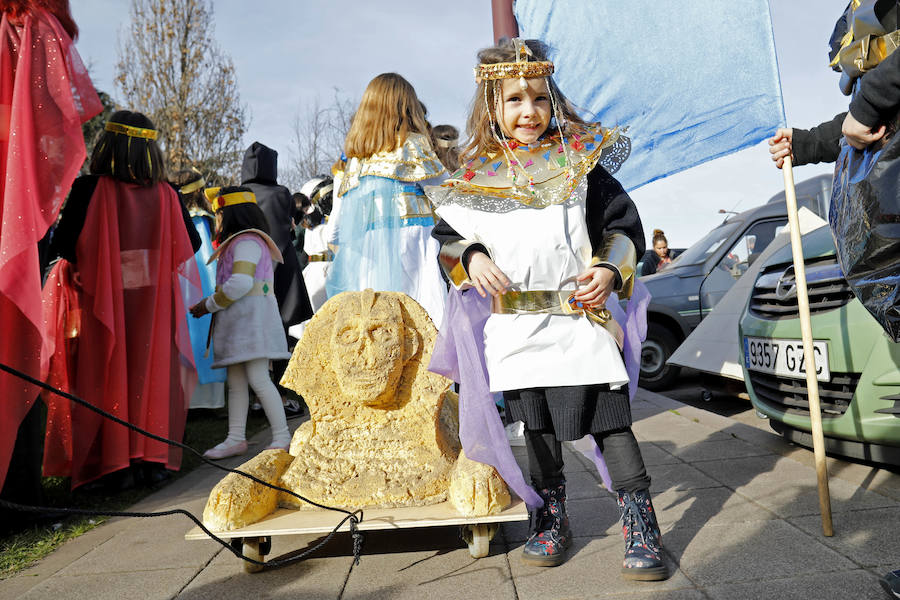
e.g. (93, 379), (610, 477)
(214, 190), (256, 210)
(474, 37), (554, 91)
(105, 121), (158, 140)
(475, 60), (554, 82)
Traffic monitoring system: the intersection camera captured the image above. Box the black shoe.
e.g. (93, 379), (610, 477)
(881, 569), (900, 599)
(283, 398), (305, 418)
(521, 482), (572, 567)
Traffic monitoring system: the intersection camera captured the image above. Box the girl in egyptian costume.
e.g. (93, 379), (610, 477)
(426, 39), (665, 580)
(189, 187), (292, 459)
(171, 171), (227, 410)
(42, 112), (201, 488)
(325, 73), (447, 326)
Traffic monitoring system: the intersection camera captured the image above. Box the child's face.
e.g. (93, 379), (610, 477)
(498, 77), (551, 145)
(215, 210), (223, 233)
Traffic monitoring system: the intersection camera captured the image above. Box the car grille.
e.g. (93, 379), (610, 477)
(749, 257), (854, 320)
(748, 370), (860, 417)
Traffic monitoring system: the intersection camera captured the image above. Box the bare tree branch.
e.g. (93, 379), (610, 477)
(115, 0), (249, 184)
(282, 89), (355, 190)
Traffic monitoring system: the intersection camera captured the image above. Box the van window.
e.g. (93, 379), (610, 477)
(669, 221), (740, 266)
(717, 218), (788, 279)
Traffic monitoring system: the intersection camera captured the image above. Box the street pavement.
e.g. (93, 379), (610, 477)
(2, 387), (898, 600)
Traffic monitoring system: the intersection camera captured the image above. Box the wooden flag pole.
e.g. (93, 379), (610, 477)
(781, 156), (834, 537)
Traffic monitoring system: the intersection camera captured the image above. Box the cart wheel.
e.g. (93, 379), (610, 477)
(242, 537), (266, 573)
(461, 523), (498, 559)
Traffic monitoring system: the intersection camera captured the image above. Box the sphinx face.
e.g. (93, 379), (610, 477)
(330, 297), (408, 407)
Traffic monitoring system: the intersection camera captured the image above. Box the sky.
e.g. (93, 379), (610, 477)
(71, 1), (851, 249)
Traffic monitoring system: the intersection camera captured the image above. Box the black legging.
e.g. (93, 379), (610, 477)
(524, 427), (650, 492)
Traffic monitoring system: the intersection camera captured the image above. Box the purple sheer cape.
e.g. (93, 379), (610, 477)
(428, 280), (650, 507)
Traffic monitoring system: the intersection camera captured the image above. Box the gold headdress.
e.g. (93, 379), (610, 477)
(213, 190), (256, 211)
(478, 38), (575, 197)
(104, 121), (158, 140)
(475, 39), (554, 92)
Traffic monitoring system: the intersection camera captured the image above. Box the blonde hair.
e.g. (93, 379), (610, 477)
(343, 73), (431, 159)
(463, 39), (586, 163)
(652, 229), (667, 245)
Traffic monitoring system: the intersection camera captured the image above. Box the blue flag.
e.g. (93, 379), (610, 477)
(514, 1), (786, 191)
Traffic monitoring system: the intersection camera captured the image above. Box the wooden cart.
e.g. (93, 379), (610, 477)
(185, 498), (529, 573)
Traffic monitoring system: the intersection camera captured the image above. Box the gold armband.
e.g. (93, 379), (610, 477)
(231, 260), (257, 277)
(439, 240), (488, 289)
(591, 234), (637, 300)
(212, 289), (236, 309)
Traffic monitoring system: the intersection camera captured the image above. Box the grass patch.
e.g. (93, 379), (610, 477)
(0, 406), (274, 580)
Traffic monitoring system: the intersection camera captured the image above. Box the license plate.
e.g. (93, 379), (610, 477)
(743, 336), (830, 382)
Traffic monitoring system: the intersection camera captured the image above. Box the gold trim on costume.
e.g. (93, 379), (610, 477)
(307, 252), (332, 262)
(212, 289), (236, 309)
(231, 260), (257, 277)
(337, 133), (446, 197)
(105, 121), (158, 140)
(491, 290), (624, 349)
(439, 240), (486, 288)
(591, 234), (636, 300)
(426, 123), (630, 212)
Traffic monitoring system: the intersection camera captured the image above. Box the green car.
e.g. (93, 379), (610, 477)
(739, 225), (900, 465)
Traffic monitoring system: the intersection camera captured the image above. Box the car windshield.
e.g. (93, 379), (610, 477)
(669, 221), (740, 266)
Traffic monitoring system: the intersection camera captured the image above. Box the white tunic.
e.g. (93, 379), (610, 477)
(434, 180), (629, 392)
(302, 224), (330, 313)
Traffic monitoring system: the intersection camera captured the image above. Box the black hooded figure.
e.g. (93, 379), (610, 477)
(241, 141), (314, 349)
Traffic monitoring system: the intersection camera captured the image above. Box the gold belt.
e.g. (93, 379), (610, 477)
(491, 290), (624, 349)
(307, 252), (331, 262)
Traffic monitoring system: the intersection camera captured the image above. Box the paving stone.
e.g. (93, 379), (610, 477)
(648, 462), (722, 494)
(342, 547), (515, 600)
(667, 437), (773, 463)
(704, 568), (888, 600)
(789, 507), (900, 568)
(649, 486), (776, 528)
(663, 520), (855, 586)
(56, 515), (220, 575)
(692, 456), (899, 517)
(179, 555), (352, 599)
(507, 536), (690, 599)
(19, 568), (198, 600)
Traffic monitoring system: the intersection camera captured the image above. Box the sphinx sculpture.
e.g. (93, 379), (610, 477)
(203, 290), (510, 531)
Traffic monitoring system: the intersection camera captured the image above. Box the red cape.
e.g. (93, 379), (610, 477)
(42, 178), (200, 487)
(0, 9), (101, 488)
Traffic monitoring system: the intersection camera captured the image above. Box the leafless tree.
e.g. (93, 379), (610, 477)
(282, 89), (354, 190)
(114, 0), (248, 184)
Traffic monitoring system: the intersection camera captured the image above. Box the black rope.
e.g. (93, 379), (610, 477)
(0, 361), (365, 568)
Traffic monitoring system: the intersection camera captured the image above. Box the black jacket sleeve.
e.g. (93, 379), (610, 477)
(49, 175), (99, 264)
(792, 112), (845, 166)
(850, 48), (900, 127)
(584, 164), (645, 259)
(167, 181), (202, 253)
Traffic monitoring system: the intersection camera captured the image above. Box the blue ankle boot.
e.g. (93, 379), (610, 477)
(521, 482), (572, 567)
(617, 489), (668, 581)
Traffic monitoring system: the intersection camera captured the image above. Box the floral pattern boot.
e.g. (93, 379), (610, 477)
(617, 489), (668, 580)
(521, 482), (572, 567)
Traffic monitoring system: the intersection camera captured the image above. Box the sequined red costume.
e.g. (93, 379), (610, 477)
(0, 3), (101, 488)
(41, 178), (199, 487)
